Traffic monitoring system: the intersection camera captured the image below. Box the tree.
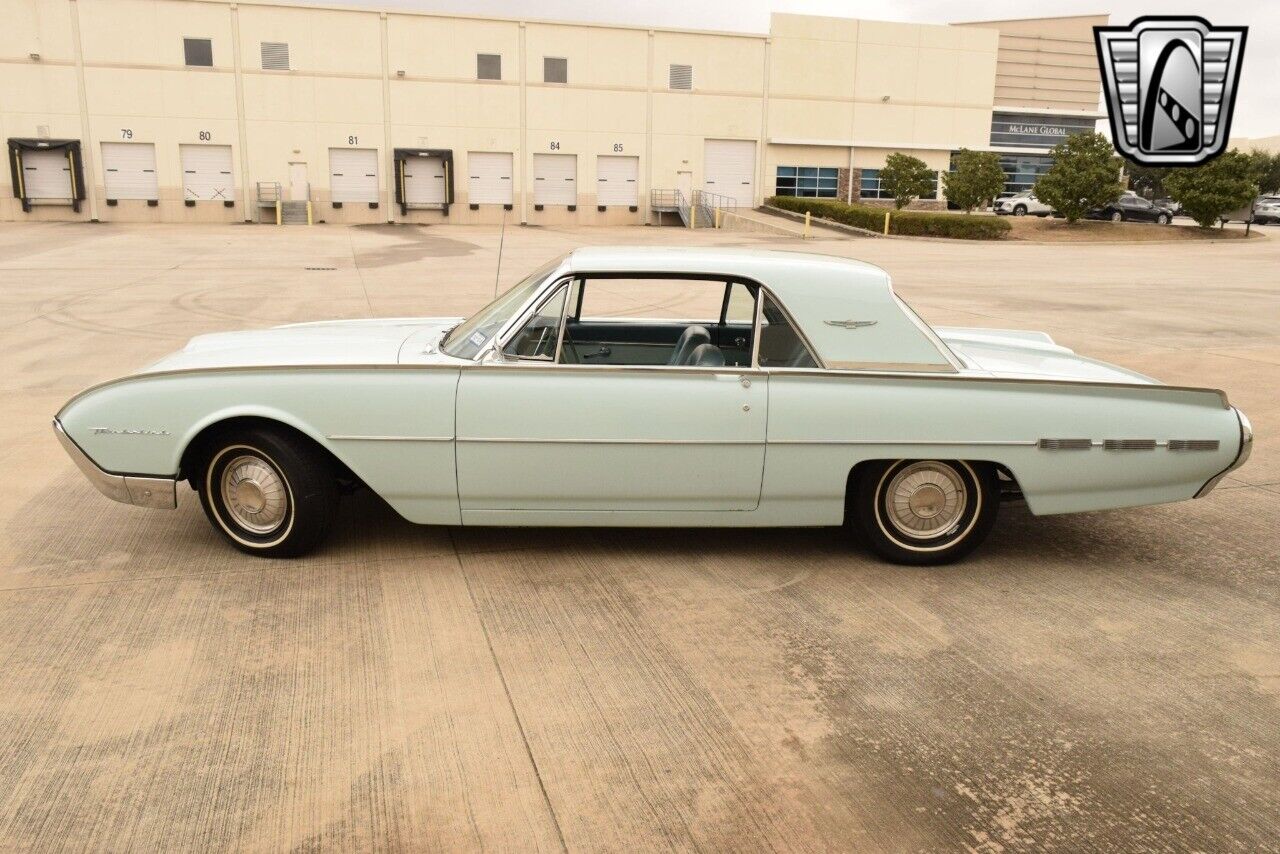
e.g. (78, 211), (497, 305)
(1164, 150), (1260, 227)
(1125, 161), (1174, 198)
(1033, 132), (1123, 223)
(1243, 149), (1280, 195)
(879, 152), (934, 210)
(943, 149), (1005, 213)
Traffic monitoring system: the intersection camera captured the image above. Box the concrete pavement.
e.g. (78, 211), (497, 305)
(1, 221), (1277, 851)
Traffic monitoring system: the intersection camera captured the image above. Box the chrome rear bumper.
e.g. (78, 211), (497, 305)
(1195, 407), (1253, 498)
(53, 420), (177, 509)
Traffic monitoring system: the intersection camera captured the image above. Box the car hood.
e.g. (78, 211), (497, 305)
(936, 327), (1159, 384)
(142, 317), (463, 372)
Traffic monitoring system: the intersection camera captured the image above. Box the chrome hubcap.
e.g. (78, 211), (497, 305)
(220, 454), (288, 534)
(885, 462), (967, 540)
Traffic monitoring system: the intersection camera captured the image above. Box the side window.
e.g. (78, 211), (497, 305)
(758, 294), (817, 368)
(504, 282), (568, 361)
(725, 282), (755, 325)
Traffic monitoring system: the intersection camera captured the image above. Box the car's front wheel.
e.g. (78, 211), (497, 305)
(848, 460), (998, 565)
(197, 427), (339, 557)
(1013, 205), (1027, 216)
(1110, 211), (1124, 222)
(1157, 213), (1170, 224)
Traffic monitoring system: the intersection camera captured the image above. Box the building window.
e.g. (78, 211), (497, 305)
(777, 166), (838, 198)
(477, 53), (501, 80)
(994, 153), (1055, 196)
(261, 42), (290, 70)
(544, 57), (567, 84)
(183, 38), (212, 67)
(860, 169), (938, 201)
(669, 64), (692, 90)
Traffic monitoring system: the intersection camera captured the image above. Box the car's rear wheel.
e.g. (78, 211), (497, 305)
(1013, 205), (1027, 216)
(1110, 211), (1124, 222)
(848, 460), (998, 566)
(1157, 213), (1170, 224)
(197, 427), (339, 557)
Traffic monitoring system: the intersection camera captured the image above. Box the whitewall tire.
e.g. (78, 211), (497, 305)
(849, 459), (998, 566)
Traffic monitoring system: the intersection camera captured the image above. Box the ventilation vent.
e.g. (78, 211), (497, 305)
(1168, 439), (1220, 452)
(544, 56), (567, 84)
(261, 42), (290, 70)
(669, 64), (693, 90)
(1104, 439), (1157, 451)
(184, 38), (212, 67)
(1037, 438), (1091, 450)
(477, 53), (501, 80)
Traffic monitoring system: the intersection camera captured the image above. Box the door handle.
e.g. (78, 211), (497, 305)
(583, 346), (612, 359)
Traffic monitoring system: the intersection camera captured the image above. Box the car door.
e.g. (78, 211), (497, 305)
(454, 277), (768, 515)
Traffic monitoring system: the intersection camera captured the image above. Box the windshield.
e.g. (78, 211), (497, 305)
(440, 256), (564, 359)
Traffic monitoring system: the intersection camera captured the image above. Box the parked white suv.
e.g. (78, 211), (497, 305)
(994, 191), (1052, 217)
(1252, 196), (1280, 225)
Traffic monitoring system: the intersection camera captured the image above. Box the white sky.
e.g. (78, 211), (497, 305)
(299, 0), (1279, 139)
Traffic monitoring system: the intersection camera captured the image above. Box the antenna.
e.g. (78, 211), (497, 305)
(492, 206), (507, 298)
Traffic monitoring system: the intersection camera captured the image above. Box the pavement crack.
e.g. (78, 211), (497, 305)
(447, 527), (570, 854)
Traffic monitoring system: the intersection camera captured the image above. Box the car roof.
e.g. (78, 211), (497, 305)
(562, 246), (955, 372)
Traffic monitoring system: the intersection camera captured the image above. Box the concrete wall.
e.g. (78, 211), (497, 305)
(0, 0), (1091, 224)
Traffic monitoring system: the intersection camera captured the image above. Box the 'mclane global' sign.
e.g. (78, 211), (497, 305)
(990, 112), (1098, 149)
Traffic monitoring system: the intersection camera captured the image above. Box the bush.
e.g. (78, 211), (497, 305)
(944, 149), (1006, 213)
(1034, 132), (1123, 223)
(880, 153), (935, 210)
(767, 195), (1010, 240)
(1165, 150), (1259, 228)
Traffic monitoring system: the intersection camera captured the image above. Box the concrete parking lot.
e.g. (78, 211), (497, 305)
(1, 220), (1277, 851)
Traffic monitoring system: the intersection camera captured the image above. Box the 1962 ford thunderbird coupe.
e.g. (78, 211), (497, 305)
(54, 247), (1251, 565)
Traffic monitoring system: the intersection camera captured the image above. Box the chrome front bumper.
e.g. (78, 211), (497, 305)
(53, 420), (177, 509)
(1196, 407), (1254, 498)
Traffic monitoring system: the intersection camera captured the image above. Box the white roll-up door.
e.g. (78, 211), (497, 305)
(703, 139), (755, 208)
(595, 155), (639, 206)
(329, 148), (379, 203)
(467, 151), (513, 205)
(403, 155), (446, 205)
(21, 149), (74, 200)
(101, 142), (158, 200)
(180, 144), (234, 201)
(532, 153), (577, 206)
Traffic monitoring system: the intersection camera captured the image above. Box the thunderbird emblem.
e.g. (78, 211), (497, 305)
(824, 319), (878, 329)
(1095, 17), (1247, 166)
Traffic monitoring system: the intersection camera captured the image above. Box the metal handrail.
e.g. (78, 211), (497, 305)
(256, 181), (282, 204)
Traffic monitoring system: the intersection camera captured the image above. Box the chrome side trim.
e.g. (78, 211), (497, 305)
(1168, 439), (1220, 452)
(1196, 408), (1253, 498)
(327, 435), (453, 442)
(55, 362), (1232, 420)
(457, 437), (761, 445)
(1038, 438), (1092, 450)
(769, 439), (1038, 447)
(53, 420), (177, 510)
(1104, 439), (1158, 451)
(826, 360), (957, 373)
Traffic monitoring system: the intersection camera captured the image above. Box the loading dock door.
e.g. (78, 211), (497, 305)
(467, 151), (513, 205)
(596, 155), (639, 207)
(22, 149), (74, 200)
(703, 139), (755, 208)
(403, 156), (446, 205)
(101, 142), (158, 200)
(179, 144), (234, 201)
(329, 148), (379, 203)
(532, 153), (577, 206)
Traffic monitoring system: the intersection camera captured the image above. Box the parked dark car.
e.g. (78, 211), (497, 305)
(1087, 196), (1174, 224)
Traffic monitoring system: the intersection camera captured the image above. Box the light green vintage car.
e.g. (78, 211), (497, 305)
(55, 247), (1251, 565)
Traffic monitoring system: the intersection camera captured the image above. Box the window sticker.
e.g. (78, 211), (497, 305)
(469, 331), (487, 347)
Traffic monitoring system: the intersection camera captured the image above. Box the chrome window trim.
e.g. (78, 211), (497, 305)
(491, 275), (575, 363)
(755, 285), (824, 370)
(892, 293), (964, 372)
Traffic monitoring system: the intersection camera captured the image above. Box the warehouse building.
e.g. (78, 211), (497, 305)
(2, 0), (1105, 225)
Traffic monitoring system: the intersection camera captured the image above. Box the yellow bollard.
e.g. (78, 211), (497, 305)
(275, 199), (281, 226)
(883, 210), (890, 235)
(306, 201), (313, 226)
(804, 210), (811, 239)
(715, 207), (721, 229)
